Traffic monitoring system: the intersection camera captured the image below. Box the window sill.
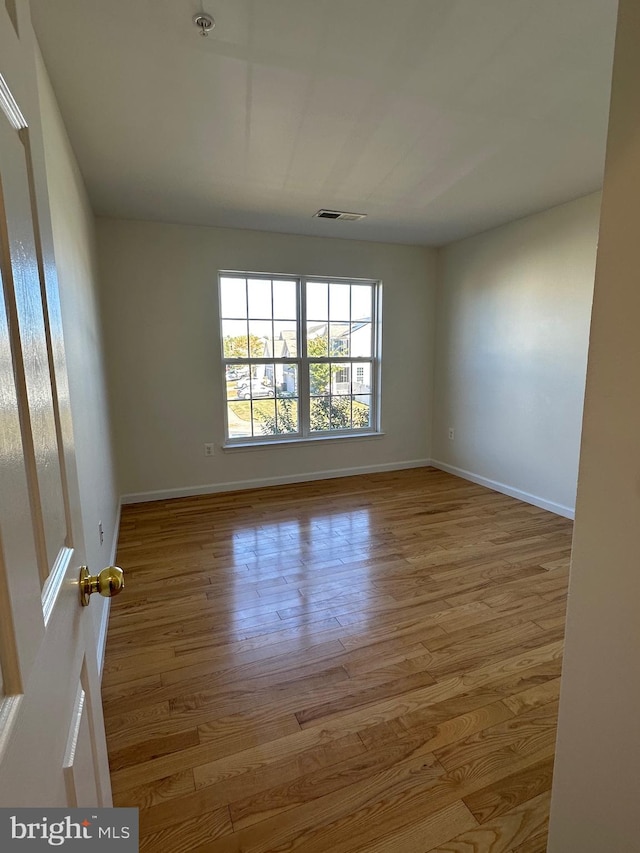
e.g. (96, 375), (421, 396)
(222, 431), (385, 452)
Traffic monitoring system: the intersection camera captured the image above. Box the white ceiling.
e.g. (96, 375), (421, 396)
(29, 0), (618, 246)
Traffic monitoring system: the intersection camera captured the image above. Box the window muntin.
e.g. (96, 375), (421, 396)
(220, 273), (380, 443)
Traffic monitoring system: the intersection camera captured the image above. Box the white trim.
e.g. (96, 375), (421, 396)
(223, 431), (384, 451)
(430, 459), (575, 519)
(0, 73), (28, 130)
(62, 684), (85, 771)
(0, 695), (22, 762)
(96, 600), (111, 681)
(62, 684), (86, 806)
(109, 501), (121, 566)
(96, 500), (121, 679)
(121, 459), (433, 505)
(42, 546), (74, 626)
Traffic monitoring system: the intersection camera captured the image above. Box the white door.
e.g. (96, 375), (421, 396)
(0, 59), (112, 805)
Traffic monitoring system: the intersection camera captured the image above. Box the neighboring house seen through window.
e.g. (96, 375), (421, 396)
(219, 273), (381, 443)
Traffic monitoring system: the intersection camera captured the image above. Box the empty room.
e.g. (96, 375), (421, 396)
(1, 1), (639, 852)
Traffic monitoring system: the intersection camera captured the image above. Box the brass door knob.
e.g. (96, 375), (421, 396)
(79, 565), (125, 606)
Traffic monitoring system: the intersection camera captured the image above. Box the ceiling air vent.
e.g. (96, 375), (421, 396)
(314, 209), (367, 222)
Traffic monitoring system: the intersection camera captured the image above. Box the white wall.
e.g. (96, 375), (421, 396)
(96, 218), (435, 500)
(431, 193), (600, 517)
(35, 51), (118, 654)
(548, 0), (640, 847)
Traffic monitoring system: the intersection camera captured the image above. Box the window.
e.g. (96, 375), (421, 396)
(219, 273), (381, 444)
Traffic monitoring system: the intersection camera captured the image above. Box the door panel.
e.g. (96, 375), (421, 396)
(0, 30), (112, 807)
(0, 114), (67, 585)
(63, 680), (98, 808)
(0, 161), (43, 681)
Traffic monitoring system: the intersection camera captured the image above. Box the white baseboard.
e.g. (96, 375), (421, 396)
(121, 459), (433, 505)
(430, 459), (575, 519)
(97, 500), (122, 679)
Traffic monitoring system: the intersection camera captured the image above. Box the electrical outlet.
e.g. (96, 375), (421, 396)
(448, 427), (455, 440)
(204, 443), (215, 457)
(98, 521), (104, 546)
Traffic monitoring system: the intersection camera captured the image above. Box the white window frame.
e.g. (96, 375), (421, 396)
(219, 272), (382, 446)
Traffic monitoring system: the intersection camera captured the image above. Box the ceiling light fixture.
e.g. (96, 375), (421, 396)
(193, 13), (215, 37)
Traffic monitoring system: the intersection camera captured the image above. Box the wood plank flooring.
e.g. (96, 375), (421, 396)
(102, 467), (571, 852)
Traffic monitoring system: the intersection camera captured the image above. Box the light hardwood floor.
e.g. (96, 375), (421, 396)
(102, 467), (571, 852)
